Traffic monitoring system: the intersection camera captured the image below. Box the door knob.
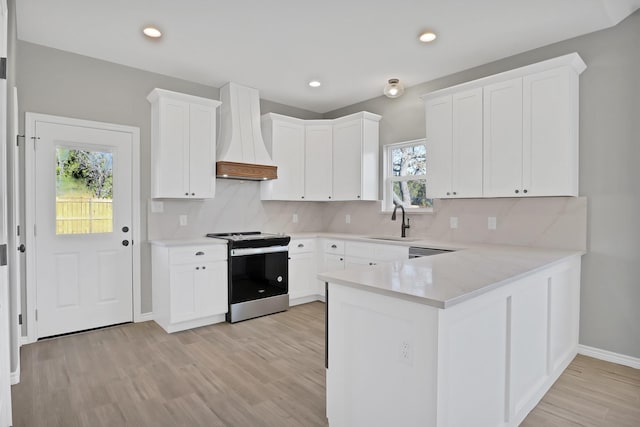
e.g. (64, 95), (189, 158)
(122, 226), (129, 232)
(18, 244), (25, 253)
(122, 240), (129, 247)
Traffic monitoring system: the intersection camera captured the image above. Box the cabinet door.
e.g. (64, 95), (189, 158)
(189, 103), (216, 198)
(451, 88), (483, 197)
(332, 119), (362, 200)
(158, 98), (190, 198)
(483, 78), (524, 197)
(344, 256), (372, 269)
(169, 263), (199, 323)
(523, 67), (577, 196)
(289, 252), (318, 299)
(271, 120), (305, 200)
(323, 253), (345, 272)
(305, 124), (333, 200)
(195, 261), (228, 317)
(425, 96), (452, 198)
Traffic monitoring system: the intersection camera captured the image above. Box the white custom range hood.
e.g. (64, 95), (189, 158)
(216, 82), (277, 180)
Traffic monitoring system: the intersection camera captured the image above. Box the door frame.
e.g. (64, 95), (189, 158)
(24, 113), (141, 343)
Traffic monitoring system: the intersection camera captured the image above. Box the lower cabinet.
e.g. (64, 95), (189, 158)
(152, 243), (228, 333)
(288, 239), (320, 305)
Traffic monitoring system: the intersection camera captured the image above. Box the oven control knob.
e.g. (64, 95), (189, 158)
(277, 276), (283, 283)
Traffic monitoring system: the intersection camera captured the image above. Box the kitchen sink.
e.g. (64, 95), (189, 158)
(366, 236), (421, 242)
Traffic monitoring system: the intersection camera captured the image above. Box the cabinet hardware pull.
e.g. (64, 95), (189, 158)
(446, 192), (450, 196)
(328, 196), (332, 199)
(185, 192), (189, 196)
(357, 195), (361, 198)
(301, 196), (305, 199)
(523, 189), (528, 194)
(196, 266), (200, 270)
(340, 258), (343, 261)
(196, 251), (204, 256)
(515, 189), (520, 194)
(331, 244), (337, 248)
(298, 244), (304, 248)
(453, 192), (457, 195)
(202, 266), (206, 270)
(122, 226), (129, 232)
(191, 193), (195, 196)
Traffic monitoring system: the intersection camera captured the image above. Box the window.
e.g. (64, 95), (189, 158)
(382, 139), (432, 212)
(56, 147), (113, 234)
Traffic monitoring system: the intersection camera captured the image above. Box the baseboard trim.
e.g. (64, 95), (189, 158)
(136, 312), (153, 322)
(577, 344), (640, 369)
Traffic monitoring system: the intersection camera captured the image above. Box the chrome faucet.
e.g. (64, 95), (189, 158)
(391, 202), (410, 238)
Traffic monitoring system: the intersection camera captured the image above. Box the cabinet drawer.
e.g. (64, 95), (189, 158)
(290, 239), (316, 254)
(345, 242), (375, 259)
(324, 239), (345, 255)
(169, 245), (227, 265)
(374, 245), (409, 261)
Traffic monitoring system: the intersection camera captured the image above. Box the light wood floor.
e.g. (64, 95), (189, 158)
(11, 302), (640, 426)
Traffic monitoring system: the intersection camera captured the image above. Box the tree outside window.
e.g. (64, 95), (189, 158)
(383, 139), (432, 211)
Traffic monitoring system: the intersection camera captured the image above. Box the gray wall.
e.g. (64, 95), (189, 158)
(326, 11), (640, 359)
(15, 40), (321, 317)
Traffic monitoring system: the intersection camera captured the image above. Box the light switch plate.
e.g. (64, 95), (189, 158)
(488, 216), (497, 230)
(450, 217), (458, 229)
(150, 200), (164, 213)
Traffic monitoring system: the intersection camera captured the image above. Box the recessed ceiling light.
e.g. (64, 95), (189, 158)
(143, 26), (162, 39)
(418, 31), (437, 43)
(308, 80), (322, 88)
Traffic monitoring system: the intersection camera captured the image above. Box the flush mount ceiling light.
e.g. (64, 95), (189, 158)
(143, 26), (162, 39)
(308, 80), (322, 88)
(418, 31), (437, 43)
(383, 78), (405, 98)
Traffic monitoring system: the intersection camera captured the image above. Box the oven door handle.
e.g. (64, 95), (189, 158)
(231, 246), (289, 257)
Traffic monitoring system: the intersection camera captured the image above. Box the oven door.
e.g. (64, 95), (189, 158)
(229, 245), (289, 304)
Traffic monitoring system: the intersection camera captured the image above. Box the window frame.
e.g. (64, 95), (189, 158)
(381, 138), (433, 213)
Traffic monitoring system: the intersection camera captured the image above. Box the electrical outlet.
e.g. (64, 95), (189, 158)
(292, 213), (299, 223)
(488, 216), (497, 230)
(179, 215), (188, 226)
(399, 341), (413, 366)
(150, 200), (164, 213)
(345, 214), (351, 224)
(450, 216), (458, 229)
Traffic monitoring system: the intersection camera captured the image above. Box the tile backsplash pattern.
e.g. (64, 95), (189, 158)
(148, 180), (586, 251)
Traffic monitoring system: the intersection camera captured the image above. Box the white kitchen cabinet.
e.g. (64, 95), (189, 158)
(288, 238), (320, 304)
(261, 114), (305, 200)
(425, 89), (483, 199)
(148, 88), (221, 199)
(483, 78), (525, 197)
(332, 113), (381, 201)
(344, 241), (408, 267)
(324, 253), (346, 272)
(151, 242), (228, 333)
(305, 123), (334, 200)
(422, 53), (585, 199)
(484, 66), (580, 197)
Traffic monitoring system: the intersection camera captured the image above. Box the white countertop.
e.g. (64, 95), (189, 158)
(318, 245), (582, 309)
(149, 237), (228, 247)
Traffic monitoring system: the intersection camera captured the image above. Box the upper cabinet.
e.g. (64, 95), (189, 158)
(425, 88), (483, 199)
(148, 89), (222, 199)
(332, 113), (380, 201)
(422, 53), (586, 199)
(261, 112), (381, 201)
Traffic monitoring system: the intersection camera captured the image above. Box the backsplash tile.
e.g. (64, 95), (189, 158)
(148, 180), (586, 251)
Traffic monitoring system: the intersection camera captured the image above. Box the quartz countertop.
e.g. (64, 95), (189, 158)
(318, 245), (583, 309)
(149, 237), (228, 247)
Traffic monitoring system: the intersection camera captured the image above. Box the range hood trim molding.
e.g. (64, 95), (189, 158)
(216, 161), (277, 181)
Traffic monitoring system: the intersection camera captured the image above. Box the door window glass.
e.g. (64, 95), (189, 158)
(55, 148), (113, 234)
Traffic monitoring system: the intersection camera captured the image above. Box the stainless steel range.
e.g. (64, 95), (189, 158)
(207, 232), (291, 323)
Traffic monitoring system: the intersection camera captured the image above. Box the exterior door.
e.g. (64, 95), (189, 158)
(31, 118), (133, 338)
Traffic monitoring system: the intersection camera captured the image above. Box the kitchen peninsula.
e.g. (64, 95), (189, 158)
(320, 245), (582, 427)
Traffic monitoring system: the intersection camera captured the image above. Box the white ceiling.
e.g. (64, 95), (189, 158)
(15, 0), (640, 113)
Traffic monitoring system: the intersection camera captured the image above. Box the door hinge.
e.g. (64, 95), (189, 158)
(17, 225), (20, 236)
(35, 310), (38, 321)
(18, 314), (22, 325)
(17, 134), (25, 146)
(0, 57), (6, 80)
(0, 244), (7, 266)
